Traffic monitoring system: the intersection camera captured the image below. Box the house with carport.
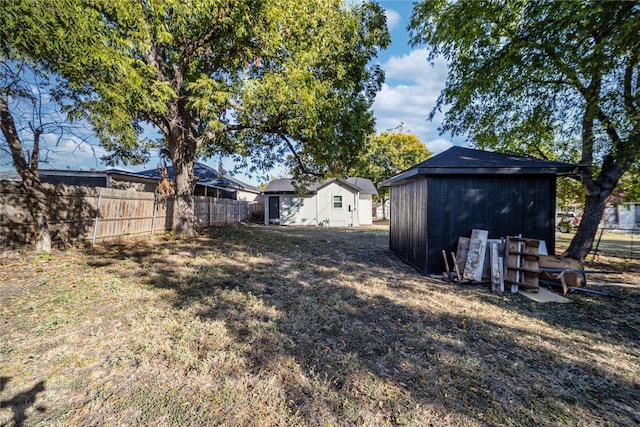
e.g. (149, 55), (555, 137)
(263, 177), (376, 227)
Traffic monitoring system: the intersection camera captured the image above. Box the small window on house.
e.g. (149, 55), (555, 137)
(333, 195), (343, 209)
(290, 197), (301, 213)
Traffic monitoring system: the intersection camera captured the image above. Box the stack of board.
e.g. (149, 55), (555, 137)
(504, 236), (540, 293)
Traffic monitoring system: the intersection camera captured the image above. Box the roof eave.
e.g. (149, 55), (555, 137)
(379, 165), (589, 187)
(378, 168), (420, 187)
(262, 190), (299, 195)
(318, 178), (360, 193)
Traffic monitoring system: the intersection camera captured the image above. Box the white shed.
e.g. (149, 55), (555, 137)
(263, 177), (376, 227)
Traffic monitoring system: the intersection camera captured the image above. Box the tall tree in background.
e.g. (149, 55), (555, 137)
(237, 1), (389, 181)
(350, 127), (432, 219)
(410, 0), (639, 260)
(3, 0), (389, 237)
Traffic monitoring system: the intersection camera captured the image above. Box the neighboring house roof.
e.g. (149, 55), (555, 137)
(36, 169), (110, 187)
(380, 146), (587, 187)
(0, 170), (22, 181)
(263, 177), (377, 195)
(2, 168), (160, 185)
(31, 168), (161, 189)
(132, 162), (260, 193)
(2, 163), (258, 194)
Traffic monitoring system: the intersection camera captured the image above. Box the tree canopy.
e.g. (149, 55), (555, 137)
(409, 0), (639, 259)
(2, 0), (389, 236)
(350, 127), (432, 218)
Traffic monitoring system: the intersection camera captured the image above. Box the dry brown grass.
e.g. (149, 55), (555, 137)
(1, 224), (639, 426)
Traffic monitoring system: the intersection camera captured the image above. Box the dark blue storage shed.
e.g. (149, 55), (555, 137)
(379, 147), (585, 275)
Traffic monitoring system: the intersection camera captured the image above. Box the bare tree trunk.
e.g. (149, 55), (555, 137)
(564, 191), (609, 260)
(23, 176), (52, 252)
(172, 157), (197, 237)
(565, 148), (627, 260)
(0, 94), (52, 252)
(166, 114), (197, 237)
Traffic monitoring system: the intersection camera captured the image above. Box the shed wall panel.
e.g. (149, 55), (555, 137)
(424, 175), (556, 274)
(389, 178), (428, 272)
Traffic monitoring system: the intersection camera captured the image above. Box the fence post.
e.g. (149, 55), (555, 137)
(92, 189), (103, 244)
(151, 194), (158, 235)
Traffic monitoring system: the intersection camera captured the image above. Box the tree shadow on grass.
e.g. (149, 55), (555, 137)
(105, 225), (639, 425)
(472, 283), (640, 345)
(0, 377), (46, 427)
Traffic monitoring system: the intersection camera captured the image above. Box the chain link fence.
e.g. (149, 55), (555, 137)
(590, 228), (640, 262)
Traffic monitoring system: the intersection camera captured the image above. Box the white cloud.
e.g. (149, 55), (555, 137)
(425, 138), (453, 154)
(39, 133), (107, 170)
(373, 48), (456, 154)
(384, 8), (402, 31)
(383, 48), (448, 87)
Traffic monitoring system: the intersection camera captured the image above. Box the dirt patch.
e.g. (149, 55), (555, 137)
(1, 224), (639, 426)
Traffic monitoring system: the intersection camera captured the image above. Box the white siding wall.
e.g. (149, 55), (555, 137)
(618, 203), (636, 229)
(236, 189), (260, 202)
(358, 194), (373, 225)
(317, 182), (355, 227)
(281, 195), (317, 225)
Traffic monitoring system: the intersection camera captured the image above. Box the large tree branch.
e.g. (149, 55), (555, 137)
(0, 94), (37, 180)
(580, 88), (598, 195)
(595, 108), (621, 148)
(277, 132), (324, 177)
(143, 41), (173, 85)
(507, 22), (588, 95)
(28, 122), (41, 168)
(623, 48), (638, 122)
(180, 28), (222, 76)
(144, 112), (170, 136)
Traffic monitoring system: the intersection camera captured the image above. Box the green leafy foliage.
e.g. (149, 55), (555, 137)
(233, 0), (391, 179)
(350, 127), (432, 200)
(616, 160), (640, 204)
(2, 0), (390, 236)
(409, 0), (640, 259)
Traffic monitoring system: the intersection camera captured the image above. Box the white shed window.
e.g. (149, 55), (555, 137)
(333, 195), (343, 209)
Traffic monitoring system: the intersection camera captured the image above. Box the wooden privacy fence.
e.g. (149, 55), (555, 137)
(0, 180), (257, 253)
(194, 196), (254, 226)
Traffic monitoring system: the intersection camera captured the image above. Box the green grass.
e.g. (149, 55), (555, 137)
(1, 224), (639, 426)
(557, 229), (640, 259)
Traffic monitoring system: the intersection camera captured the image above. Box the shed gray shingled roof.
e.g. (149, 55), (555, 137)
(264, 177), (377, 195)
(380, 146), (587, 187)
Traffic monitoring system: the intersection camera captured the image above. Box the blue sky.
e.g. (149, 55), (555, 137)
(373, 0), (457, 154)
(2, 1), (459, 186)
